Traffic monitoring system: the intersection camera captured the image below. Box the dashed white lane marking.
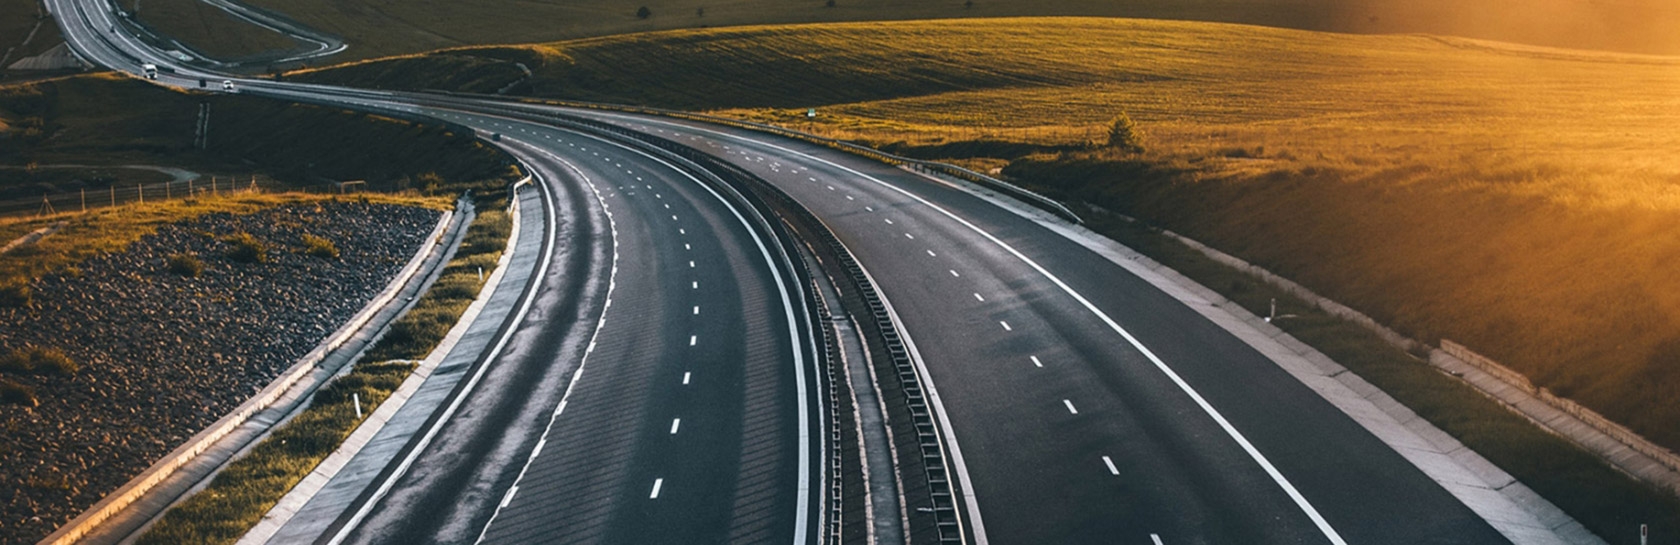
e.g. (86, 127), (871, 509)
(682, 372), (692, 385)
(672, 215), (679, 221)
(693, 305), (699, 315)
(974, 293), (985, 302)
(808, 177), (817, 182)
(949, 269), (961, 277)
(655, 193), (662, 199)
(905, 233), (915, 240)
(884, 218), (894, 225)
(692, 281), (699, 289)
(650, 478), (664, 499)
(1000, 321), (1012, 331)
(690, 335), (697, 346)
(684, 243), (692, 250)
(1151, 534), (1164, 545)
(670, 418), (682, 434)
(927, 250), (937, 257)
(1063, 399), (1079, 415)
(846, 195), (855, 201)
(679, 228), (686, 235)
(688, 260), (695, 268)
(865, 206), (875, 212)
(1030, 356), (1043, 368)
(665, 203), (671, 209)
(827, 185), (836, 191)
(1103, 456), (1120, 475)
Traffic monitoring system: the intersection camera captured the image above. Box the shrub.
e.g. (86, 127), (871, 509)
(636, 5), (651, 18)
(0, 378), (36, 407)
(223, 232), (267, 263)
(0, 278), (30, 307)
(168, 253), (204, 277)
(301, 234), (339, 259)
(1106, 112), (1145, 152)
(0, 347), (78, 377)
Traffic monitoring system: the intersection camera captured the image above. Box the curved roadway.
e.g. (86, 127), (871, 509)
(49, 3), (1517, 543)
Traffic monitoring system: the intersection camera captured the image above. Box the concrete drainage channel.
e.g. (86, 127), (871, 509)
(42, 198), (469, 545)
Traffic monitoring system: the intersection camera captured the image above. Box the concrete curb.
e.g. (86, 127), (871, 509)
(905, 167), (1605, 545)
(42, 203), (457, 545)
(239, 176), (529, 544)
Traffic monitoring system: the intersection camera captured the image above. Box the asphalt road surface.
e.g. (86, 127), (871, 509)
(50, 4), (1515, 542)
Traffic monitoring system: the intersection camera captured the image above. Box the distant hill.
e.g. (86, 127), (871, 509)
(139, 0), (1680, 64)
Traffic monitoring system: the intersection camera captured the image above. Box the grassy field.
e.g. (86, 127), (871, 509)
(0, 74), (510, 195)
(303, 16), (1680, 475)
(121, 0), (303, 61)
(0, 0), (67, 75)
(0, 73), (513, 286)
(122, 0), (1680, 65)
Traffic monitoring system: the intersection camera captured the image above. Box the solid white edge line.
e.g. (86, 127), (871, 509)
(603, 139), (818, 545)
(329, 142), (560, 545)
(470, 139), (621, 545)
(597, 111), (1349, 545)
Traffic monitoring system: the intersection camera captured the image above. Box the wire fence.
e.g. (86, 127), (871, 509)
(0, 176), (373, 219)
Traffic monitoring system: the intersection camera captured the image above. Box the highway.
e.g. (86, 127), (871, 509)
(46, 1), (1524, 543)
(47, 4), (826, 544)
(538, 108), (1516, 545)
(326, 111), (820, 545)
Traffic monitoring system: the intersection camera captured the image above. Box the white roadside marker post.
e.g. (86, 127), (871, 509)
(353, 392), (363, 419)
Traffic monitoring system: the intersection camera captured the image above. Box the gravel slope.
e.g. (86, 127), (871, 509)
(0, 200), (439, 544)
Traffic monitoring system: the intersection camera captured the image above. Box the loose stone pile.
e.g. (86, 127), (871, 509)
(0, 200), (439, 544)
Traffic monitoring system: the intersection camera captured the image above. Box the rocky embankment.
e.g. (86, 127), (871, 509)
(0, 200), (439, 544)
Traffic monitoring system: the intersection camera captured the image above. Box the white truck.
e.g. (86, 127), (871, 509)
(141, 63), (158, 80)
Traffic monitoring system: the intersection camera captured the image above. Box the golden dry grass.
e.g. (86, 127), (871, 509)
(0, 192), (448, 290)
(231, 0), (1680, 63)
(308, 17), (1680, 450)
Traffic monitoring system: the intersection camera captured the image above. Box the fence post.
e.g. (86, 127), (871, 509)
(137, 185), (142, 205)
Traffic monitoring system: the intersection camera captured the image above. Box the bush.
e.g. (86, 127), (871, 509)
(0, 278), (30, 307)
(0, 378), (36, 407)
(0, 347), (78, 377)
(301, 234), (339, 259)
(168, 253), (204, 277)
(223, 232), (267, 263)
(1106, 112), (1145, 152)
(636, 5), (651, 18)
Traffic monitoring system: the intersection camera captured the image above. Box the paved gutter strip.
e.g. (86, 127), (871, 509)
(909, 169), (1605, 545)
(43, 202), (461, 545)
(255, 178), (545, 544)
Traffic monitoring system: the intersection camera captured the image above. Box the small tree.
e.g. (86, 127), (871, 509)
(1106, 112), (1145, 153)
(825, 0), (835, 7)
(636, 6), (651, 18)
